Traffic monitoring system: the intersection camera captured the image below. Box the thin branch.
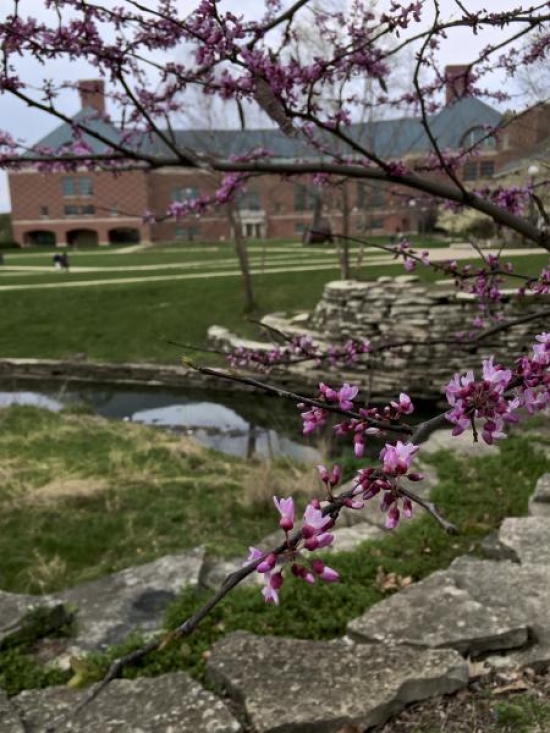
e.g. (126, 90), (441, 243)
(188, 363), (413, 435)
(44, 438), (457, 730)
(399, 484), (458, 535)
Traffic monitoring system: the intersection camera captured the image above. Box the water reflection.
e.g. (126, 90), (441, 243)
(0, 384), (322, 463)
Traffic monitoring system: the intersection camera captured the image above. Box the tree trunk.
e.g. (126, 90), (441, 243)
(339, 183), (351, 280)
(227, 203), (255, 312)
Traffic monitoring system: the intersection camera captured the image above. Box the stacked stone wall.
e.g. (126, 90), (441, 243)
(307, 275), (548, 398)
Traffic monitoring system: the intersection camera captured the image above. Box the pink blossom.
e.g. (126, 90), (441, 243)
(391, 392), (414, 414)
(385, 504), (400, 529)
(302, 503), (332, 539)
(311, 559), (339, 582)
(273, 496), (295, 532)
(245, 546), (263, 565)
(261, 570), (283, 604)
(257, 552), (277, 574)
(335, 383), (359, 410)
(301, 406), (327, 435)
(380, 441), (419, 475)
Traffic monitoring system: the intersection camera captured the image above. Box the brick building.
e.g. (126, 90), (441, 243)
(8, 70), (547, 247)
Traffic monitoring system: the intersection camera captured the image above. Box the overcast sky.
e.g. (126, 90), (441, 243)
(0, 0), (537, 213)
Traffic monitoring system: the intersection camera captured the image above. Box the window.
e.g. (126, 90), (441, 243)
(295, 222), (306, 234)
(480, 161), (495, 178)
(172, 186), (199, 202)
(294, 185), (317, 211)
(370, 185), (385, 206)
(64, 205), (95, 217)
(61, 177), (93, 196)
(78, 178), (93, 196)
(62, 177), (76, 197)
(356, 183), (385, 208)
(110, 206), (119, 217)
(39, 206), (49, 218)
(369, 218), (384, 229)
(238, 189), (261, 211)
(462, 162), (477, 181)
(461, 127), (496, 151)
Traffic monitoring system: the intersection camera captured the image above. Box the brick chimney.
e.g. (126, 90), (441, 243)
(445, 65), (470, 105)
(78, 79), (105, 114)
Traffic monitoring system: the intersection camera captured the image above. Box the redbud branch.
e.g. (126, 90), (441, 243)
(410, 412), (451, 444)
(398, 485), (458, 535)
(44, 434), (457, 731)
(188, 362), (413, 434)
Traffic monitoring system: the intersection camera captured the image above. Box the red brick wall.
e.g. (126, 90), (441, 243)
(9, 168), (152, 246)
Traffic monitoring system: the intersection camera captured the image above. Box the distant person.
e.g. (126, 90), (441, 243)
(60, 252), (70, 271)
(53, 253), (62, 271)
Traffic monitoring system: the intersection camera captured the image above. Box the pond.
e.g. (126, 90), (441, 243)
(0, 381), (325, 463)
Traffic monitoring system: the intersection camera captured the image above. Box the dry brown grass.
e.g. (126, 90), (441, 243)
(19, 551), (68, 594)
(162, 435), (206, 458)
(241, 457), (321, 512)
(22, 477), (110, 504)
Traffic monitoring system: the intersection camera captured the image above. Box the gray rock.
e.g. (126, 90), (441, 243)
(529, 473), (550, 517)
(14, 672), (241, 733)
(498, 517), (550, 565)
(448, 556), (550, 624)
(448, 556), (550, 670)
(0, 690), (25, 733)
(486, 631), (550, 673)
(480, 532), (520, 562)
(55, 548), (205, 650)
(347, 571), (528, 656)
(529, 496), (550, 517)
(207, 631), (467, 733)
(0, 591), (54, 646)
(324, 522), (385, 552)
(200, 557), (259, 592)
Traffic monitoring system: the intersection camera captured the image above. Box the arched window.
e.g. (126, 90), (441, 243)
(461, 127), (496, 150)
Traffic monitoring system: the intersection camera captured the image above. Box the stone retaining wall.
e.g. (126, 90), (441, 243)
(309, 275), (548, 397)
(209, 275), (549, 400)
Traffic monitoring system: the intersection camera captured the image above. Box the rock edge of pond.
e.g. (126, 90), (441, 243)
(0, 356), (348, 398)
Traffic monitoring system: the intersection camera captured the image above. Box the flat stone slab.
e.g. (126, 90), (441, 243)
(0, 591), (55, 646)
(0, 549), (205, 654)
(447, 556), (550, 671)
(347, 571), (528, 656)
(55, 547), (205, 650)
(200, 557), (260, 592)
(324, 522), (385, 552)
(12, 672), (241, 733)
(527, 475), (550, 516)
(448, 556), (550, 626)
(207, 631), (468, 733)
(0, 690), (25, 733)
(530, 473), (550, 508)
(498, 517), (550, 565)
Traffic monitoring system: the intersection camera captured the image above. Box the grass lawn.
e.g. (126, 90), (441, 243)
(1, 404), (548, 703)
(0, 238), (547, 364)
(0, 405), (316, 595)
(0, 269), (340, 362)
